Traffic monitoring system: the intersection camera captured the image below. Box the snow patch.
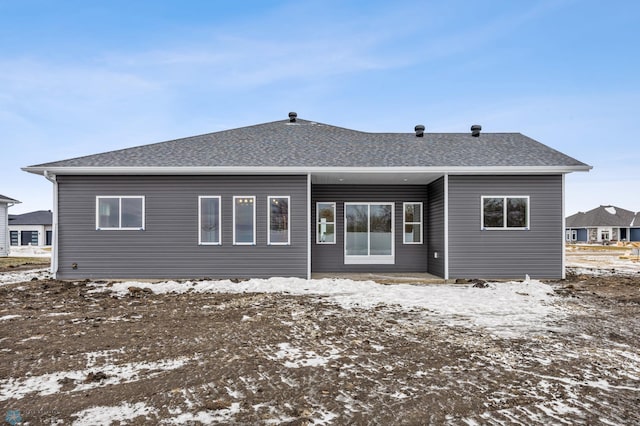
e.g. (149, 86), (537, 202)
(605, 206), (616, 215)
(0, 314), (21, 321)
(0, 357), (192, 400)
(71, 401), (156, 426)
(8, 246), (52, 258)
(268, 342), (341, 368)
(90, 277), (563, 337)
(162, 403), (241, 424)
(0, 268), (50, 286)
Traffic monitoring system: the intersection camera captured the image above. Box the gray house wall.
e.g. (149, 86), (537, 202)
(56, 175), (308, 279)
(311, 184), (429, 273)
(448, 175), (563, 279)
(426, 177), (445, 277)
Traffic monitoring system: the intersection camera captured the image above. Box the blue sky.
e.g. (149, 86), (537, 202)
(1, 0), (638, 215)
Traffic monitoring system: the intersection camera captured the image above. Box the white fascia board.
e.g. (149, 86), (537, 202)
(0, 197), (21, 204)
(22, 165), (593, 176)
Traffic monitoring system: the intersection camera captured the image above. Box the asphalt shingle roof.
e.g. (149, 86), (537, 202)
(8, 210), (52, 226)
(566, 205), (638, 227)
(27, 118), (589, 169)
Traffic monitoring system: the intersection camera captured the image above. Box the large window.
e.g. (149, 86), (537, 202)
(403, 202), (423, 244)
(268, 196), (290, 245)
(481, 196), (529, 230)
(344, 202), (394, 264)
(96, 196), (145, 230)
(199, 196), (221, 245)
(316, 202), (336, 244)
(233, 196), (255, 245)
(21, 231), (38, 246)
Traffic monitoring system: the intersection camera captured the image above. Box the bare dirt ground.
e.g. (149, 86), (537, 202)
(1, 251), (639, 425)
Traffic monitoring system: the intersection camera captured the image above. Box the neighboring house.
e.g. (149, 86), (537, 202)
(565, 205), (640, 243)
(23, 113), (591, 280)
(8, 210), (53, 247)
(0, 194), (21, 257)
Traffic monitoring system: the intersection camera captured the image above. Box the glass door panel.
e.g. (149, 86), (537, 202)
(344, 202), (394, 264)
(345, 204), (368, 256)
(370, 204), (392, 255)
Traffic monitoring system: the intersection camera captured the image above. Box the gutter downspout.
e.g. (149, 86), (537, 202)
(43, 171), (58, 278)
(307, 173), (312, 280)
(444, 174), (449, 280)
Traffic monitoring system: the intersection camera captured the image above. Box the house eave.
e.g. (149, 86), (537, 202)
(22, 165), (593, 177)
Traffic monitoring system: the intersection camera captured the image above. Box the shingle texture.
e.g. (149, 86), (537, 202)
(566, 205), (638, 227)
(28, 119), (588, 169)
(8, 210), (52, 226)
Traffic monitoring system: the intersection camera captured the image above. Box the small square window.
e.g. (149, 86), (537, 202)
(96, 196), (145, 230)
(481, 196), (529, 230)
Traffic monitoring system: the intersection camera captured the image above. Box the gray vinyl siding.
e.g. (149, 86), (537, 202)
(56, 175), (308, 279)
(448, 175), (563, 279)
(426, 177), (445, 277)
(631, 228), (640, 242)
(311, 185), (428, 273)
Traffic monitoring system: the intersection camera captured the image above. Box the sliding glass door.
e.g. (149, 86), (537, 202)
(344, 202), (394, 264)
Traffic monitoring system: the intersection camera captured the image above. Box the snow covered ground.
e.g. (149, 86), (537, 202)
(7, 246), (52, 258)
(89, 276), (563, 338)
(1, 258), (638, 424)
(0, 268), (51, 286)
(566, 252), (640, 275)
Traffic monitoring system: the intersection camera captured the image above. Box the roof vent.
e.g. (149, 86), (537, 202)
(471, 124), (482, 137)
(288, 112), (297, 122)
(415, 125), (425, 137)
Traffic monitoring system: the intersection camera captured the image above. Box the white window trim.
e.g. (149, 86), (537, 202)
(480, 195), (530, 230)
(344, 202), (395, 264)
(403, 202), (423, 244)
(316, 202), (336, 245)
(96, 196), (145, 230)
(233, 195), (256, 245)
(267, 195), (291, 245)
(566, 229), (577, 242)
(198, 196), (222, 245)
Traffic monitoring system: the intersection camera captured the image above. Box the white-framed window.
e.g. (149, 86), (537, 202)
(233, 196), (255, 245)
(344, 202), (394, 264)
(566, 229), (577, 242)
(96, 196), (145, 230)
(403, 202), (423, 244)
(199, 196), (221, 245)
(316, 202), (336, 244)
(481, 196), (529, 230)
(268, 196), (290, 245)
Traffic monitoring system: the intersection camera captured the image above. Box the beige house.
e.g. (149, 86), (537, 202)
(8, 210), (53, 248)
